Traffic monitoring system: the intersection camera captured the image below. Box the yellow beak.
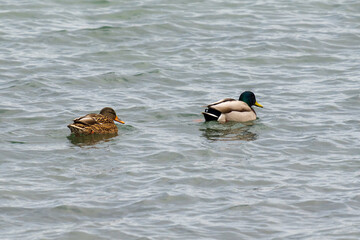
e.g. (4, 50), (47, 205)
(115, 116), (125, 124)
(254, 101), (263, 108)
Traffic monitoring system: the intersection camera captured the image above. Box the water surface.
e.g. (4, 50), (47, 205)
(1, 0), (360, 239)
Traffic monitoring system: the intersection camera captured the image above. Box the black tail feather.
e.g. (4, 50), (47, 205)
(202, 108), (221, 121)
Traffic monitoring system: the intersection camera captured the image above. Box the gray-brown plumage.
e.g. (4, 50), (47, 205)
(68, 107), (125, 135)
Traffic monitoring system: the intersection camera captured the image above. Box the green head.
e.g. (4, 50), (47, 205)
(239, 91), (263, 108)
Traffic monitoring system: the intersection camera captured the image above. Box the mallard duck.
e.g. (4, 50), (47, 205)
(202, 91), (263, 123)
(68, 107), (125, 135)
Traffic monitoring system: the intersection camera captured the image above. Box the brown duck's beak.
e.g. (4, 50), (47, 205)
(115, 116), (125, 124)
(254, 101), (263, 108)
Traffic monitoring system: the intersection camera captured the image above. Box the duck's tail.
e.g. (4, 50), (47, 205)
(68, 124), (91, 135)
(202, 108), (221, 121)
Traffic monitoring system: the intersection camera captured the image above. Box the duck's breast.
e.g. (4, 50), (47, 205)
(91, 123), (118, 134)
(222, 110), (257, 123)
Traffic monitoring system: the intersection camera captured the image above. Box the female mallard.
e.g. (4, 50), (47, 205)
(202, 91), (263, 123)
(68, 107), (125, 135)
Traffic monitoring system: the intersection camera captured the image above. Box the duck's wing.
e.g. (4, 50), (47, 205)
(206, 98), (236, 107)
(73, 113), (99, 126)
(208, 99), (252, 113)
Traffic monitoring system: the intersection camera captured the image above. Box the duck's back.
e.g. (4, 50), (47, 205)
(208, 99), (252, 113)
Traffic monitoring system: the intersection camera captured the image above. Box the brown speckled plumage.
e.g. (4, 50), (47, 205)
(68, 107), (124, 135)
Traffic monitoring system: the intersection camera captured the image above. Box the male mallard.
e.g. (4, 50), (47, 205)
(202, 91), (263, 123)
(68, 107), (125, 135)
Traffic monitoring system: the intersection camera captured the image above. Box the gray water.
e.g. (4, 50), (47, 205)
(1, 0), (360, 239)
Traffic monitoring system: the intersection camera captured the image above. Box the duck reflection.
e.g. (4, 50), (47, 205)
(67, 133), (118, 146)
(200, 122), (257, 141)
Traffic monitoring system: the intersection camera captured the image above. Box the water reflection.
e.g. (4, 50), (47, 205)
(67, 133), (118, 146)
(200, 122), (257, 141)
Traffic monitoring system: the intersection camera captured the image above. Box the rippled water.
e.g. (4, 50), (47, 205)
(1, 0), (360, 239)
